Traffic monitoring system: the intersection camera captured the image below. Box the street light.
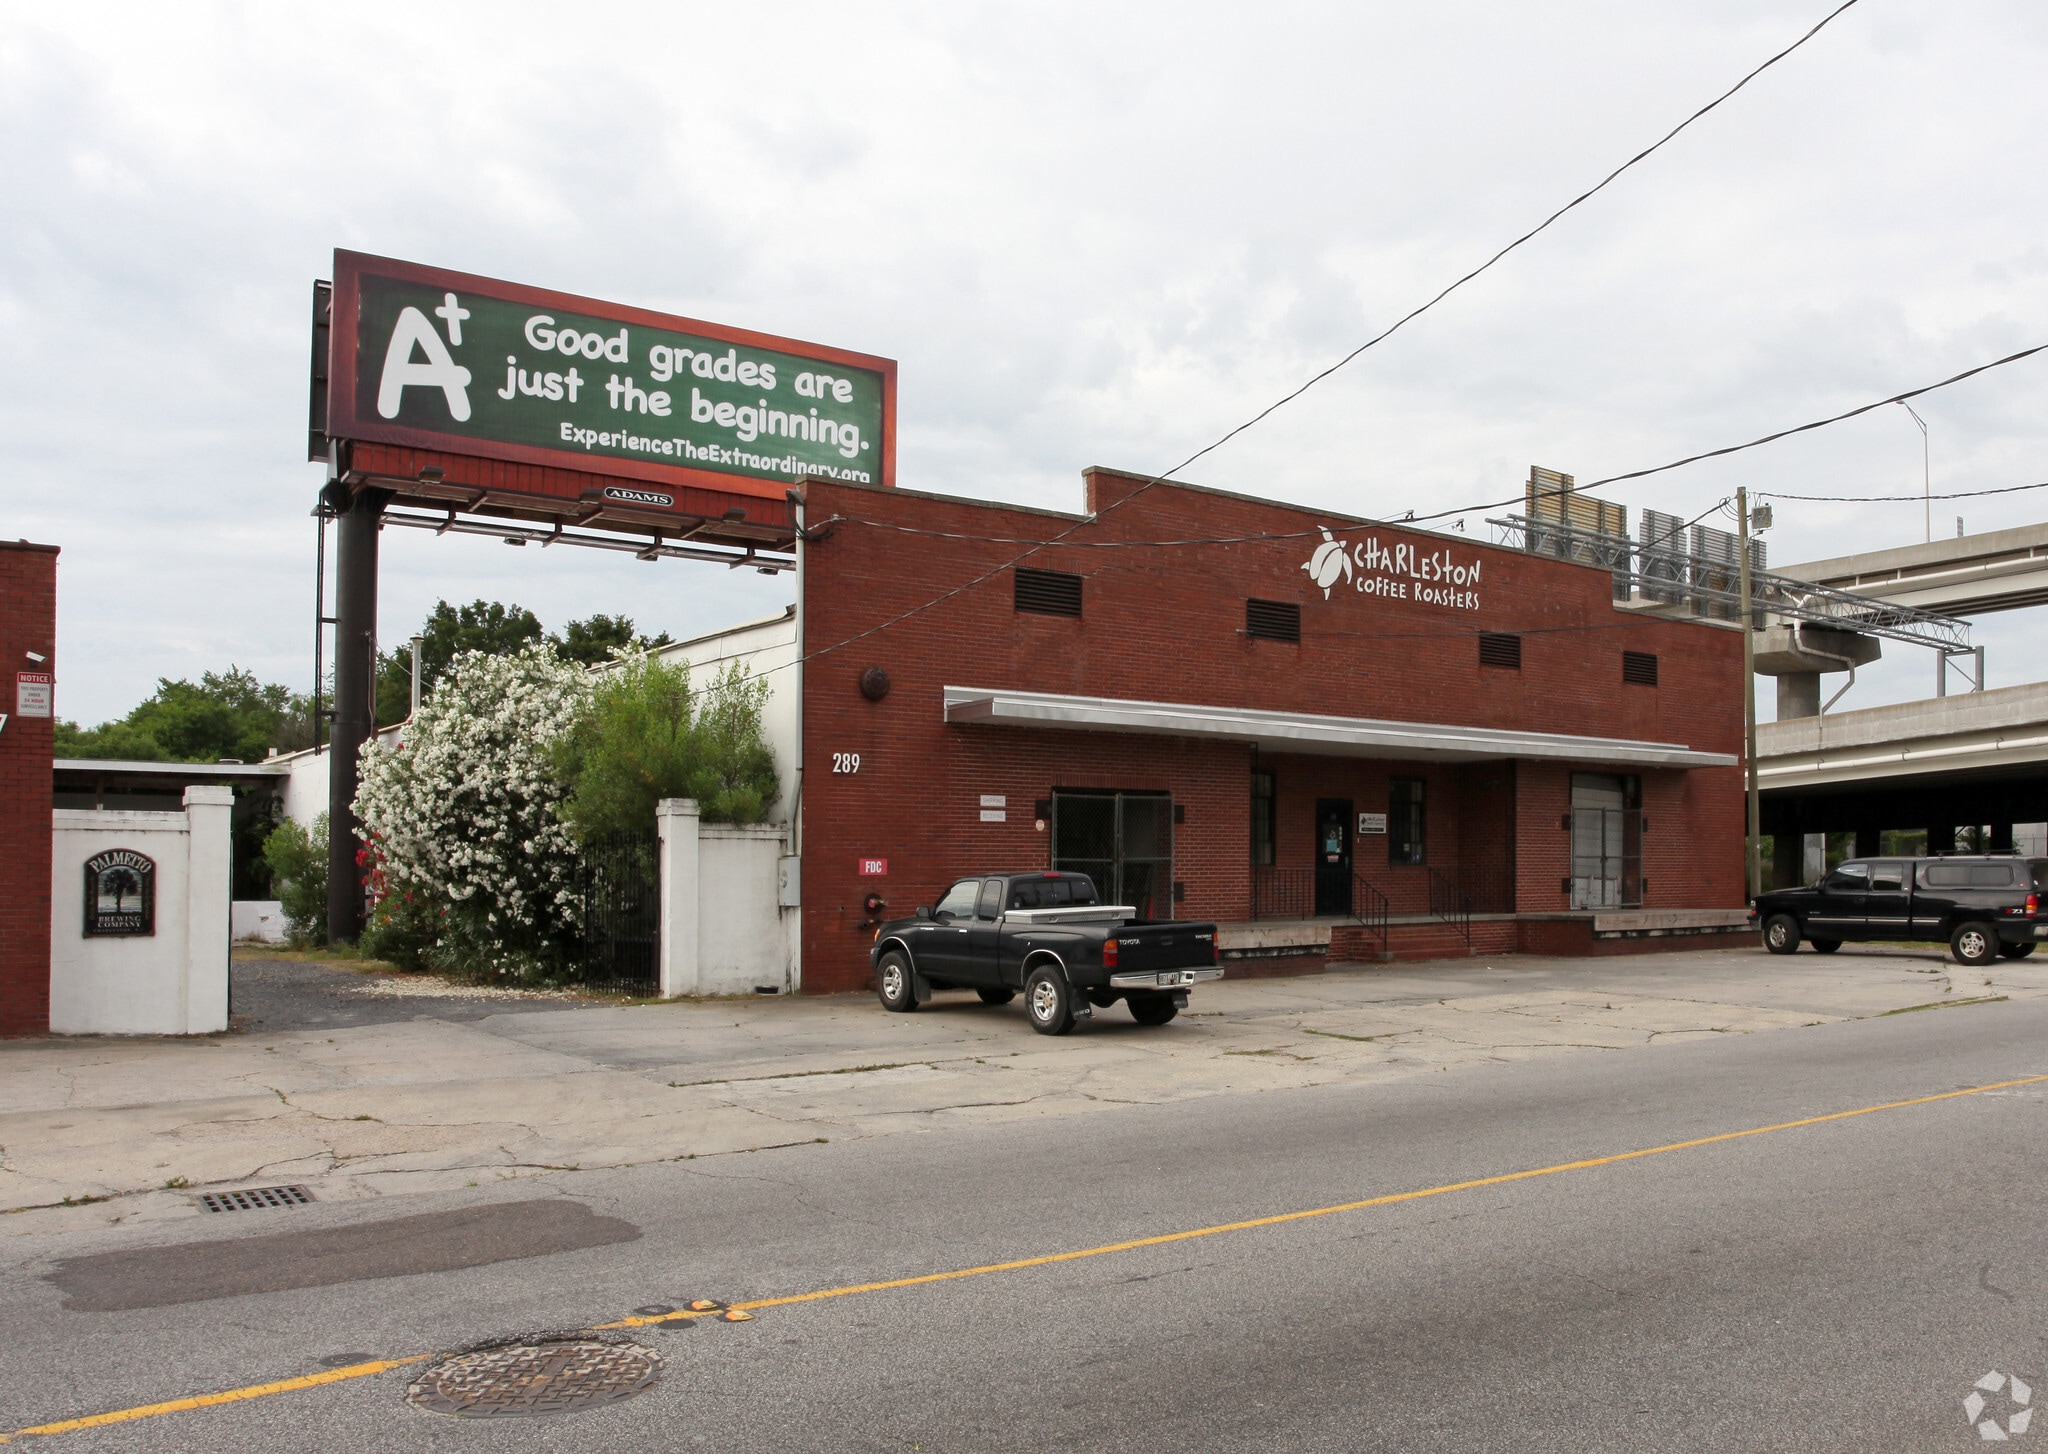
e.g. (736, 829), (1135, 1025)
(1898, 401), (1930, 543)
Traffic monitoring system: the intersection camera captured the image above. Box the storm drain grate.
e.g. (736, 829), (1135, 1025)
(407, 1340), (662, 1418)
(198, 1185), (314, 1213)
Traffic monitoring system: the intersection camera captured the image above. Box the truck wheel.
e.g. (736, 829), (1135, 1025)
(1024, 965), (1075, 1036)
(2000, 943), (2036, 959)
(1950, 922), (1998, 967)
(1808, 938), (1841, 954)
(976, 988), (1016, 1005)
(1762, 914), (1801, 955)
(876, 952), (918, 1013)
(1127, 995), (1178, 1026)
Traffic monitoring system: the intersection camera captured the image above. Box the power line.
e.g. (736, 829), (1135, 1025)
(1760, 479), (2048, 504)
(789, 0), (1865, 671)
(1584, 343), (2048, 488)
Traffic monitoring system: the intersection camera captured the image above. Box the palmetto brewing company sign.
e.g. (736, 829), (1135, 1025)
(1301, 527), (1482, 609)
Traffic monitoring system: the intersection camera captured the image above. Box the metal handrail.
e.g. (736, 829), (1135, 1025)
(1351, 872), (1390, 954)
(1487, 514), (1969, 652)
(1426, 867), (1473, 947)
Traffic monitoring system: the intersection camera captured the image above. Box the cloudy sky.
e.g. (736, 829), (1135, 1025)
(6, 0), (2045, 726)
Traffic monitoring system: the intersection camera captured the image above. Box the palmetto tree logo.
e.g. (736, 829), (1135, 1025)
(1302, 528), (1352, 598)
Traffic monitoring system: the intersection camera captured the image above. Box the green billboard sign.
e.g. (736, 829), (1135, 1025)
(325, 252), (895, 502)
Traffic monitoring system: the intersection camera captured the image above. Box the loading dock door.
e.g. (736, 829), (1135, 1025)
(1051, 790), (1173, 918)
(1570, 773), (1642, 908)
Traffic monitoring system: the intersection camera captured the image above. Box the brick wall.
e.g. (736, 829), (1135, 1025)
(796, 471), (1744, 993)
(0, 542), (58, 1036)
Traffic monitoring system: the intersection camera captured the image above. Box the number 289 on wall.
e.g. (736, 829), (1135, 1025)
(831, 752), (861, 774)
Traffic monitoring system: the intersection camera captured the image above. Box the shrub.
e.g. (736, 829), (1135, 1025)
(552, 656), (779, 840)
(261, 813), (329, 946)
(354, 643), (591, 979)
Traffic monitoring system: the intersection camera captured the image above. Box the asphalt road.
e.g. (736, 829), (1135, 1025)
(2, 988), (2043, 1451)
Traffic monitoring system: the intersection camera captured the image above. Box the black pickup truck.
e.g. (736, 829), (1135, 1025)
(1752, 853), (2046, 965)
(870, 871), (1222, 1035)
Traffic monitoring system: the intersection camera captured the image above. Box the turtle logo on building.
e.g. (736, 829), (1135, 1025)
(1302, 528), (1352, 598)
(1965, 1370), (2032, 1439)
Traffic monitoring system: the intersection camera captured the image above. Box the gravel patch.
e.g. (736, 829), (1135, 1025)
(346, 974), (584, 1002)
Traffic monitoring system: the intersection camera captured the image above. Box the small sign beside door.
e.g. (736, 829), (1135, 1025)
(1358, 812), (1387, 835)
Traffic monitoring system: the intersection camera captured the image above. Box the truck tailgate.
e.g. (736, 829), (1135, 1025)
(1109, 923), (1218, 972)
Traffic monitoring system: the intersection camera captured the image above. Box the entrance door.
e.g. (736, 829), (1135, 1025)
(1314, 798), (1352, 916)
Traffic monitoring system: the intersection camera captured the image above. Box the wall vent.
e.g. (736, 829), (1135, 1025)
(1478, 632), (1522, 669)
(1246, 599), (1301, 642)
(1015, 567), (1083, 617)
(1622, 650), (1660, 686)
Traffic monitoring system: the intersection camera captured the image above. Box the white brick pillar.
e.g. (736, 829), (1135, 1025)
(182, 785), (233, 1033)
(657, 798), (700, 998)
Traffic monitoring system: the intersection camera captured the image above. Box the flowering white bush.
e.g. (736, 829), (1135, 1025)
(354, 643), (592, 977)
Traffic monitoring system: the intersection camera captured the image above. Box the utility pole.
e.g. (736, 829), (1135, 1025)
(1738, 486), (1761, 900)
(410, 634), (425, 718)
(1899, 402), (1929, 544)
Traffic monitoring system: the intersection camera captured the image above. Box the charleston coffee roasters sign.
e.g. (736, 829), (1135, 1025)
(1301, 527), (1482, 610)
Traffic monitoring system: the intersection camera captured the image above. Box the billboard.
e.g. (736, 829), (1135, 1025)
(322, 251), (895, 502)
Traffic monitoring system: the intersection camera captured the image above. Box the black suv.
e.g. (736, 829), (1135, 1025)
(1753, 854), (2046, 965)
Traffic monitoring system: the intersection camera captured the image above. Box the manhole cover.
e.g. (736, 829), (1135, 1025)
(406, 1339), (662, 1418)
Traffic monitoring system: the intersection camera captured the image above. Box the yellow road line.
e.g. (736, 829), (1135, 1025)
(723, 1070), (2048, 1313)
(10, 1068), (2045, 1443)
(0, 1357), (429, 1442)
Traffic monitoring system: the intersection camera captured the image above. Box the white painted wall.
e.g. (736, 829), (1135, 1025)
(657, 799), (797, 996)
(51, 786), (231, 1035)
(232, 900), (287, 943)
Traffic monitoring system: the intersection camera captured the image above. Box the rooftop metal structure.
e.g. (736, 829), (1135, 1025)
(1487, 512), (1970, 653)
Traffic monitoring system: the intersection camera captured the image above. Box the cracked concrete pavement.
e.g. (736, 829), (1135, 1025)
(4, 942), (2042, 1234)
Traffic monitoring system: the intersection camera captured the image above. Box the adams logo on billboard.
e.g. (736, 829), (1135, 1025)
(323, 251), (896, 501)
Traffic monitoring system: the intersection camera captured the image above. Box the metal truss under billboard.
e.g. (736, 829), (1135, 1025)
(317, 250), (896, 509)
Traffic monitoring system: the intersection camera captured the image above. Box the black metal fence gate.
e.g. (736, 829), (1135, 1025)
(574, 832), (660, 994)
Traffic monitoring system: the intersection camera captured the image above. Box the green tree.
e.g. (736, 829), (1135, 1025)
(551, 613), (671, 667)
(374, 604), (671, 725)
(58, 668), (313, 762)
(552, 656), (779, 839)
(261, 813), (330, 946)
(375, 599), (543, 727)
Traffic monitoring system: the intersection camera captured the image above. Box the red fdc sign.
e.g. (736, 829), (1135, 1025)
(858, 858), (889, 877)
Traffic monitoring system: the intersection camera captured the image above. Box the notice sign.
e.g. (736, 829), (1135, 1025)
(16, 672), (52, 717)
(83, 849), (154, 937)
(1358, 812), (1387, 835)
(326, 251), (896, 502)
(858, 858), (889, 877)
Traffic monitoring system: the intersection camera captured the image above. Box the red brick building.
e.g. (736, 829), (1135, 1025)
(0, 541), (59, 1036)
(787, 469), (1747, 994)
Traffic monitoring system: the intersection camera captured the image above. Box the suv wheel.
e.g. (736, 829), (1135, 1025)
(1950, 922), (1998, 967)
(1808, 938), (1841, 954)
(1024, 964), (1076, 1036)
(1762, 914), (1801, 955)
(876, 952), (917, 1013)
(976, 987), (1016, 1005)
(2000, 943), (2036, 960)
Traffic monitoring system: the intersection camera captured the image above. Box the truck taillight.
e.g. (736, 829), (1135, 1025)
(1103, 939), (1119, 968)
(2030, 893), (2041, 916)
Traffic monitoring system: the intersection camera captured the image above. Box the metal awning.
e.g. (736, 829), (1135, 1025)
(942, 687), (1735, 769)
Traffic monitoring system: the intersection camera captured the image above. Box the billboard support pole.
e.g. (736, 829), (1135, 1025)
(327, 485), (388, 944)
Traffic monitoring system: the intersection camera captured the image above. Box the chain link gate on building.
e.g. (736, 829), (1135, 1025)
(575, 832), (660, 994)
